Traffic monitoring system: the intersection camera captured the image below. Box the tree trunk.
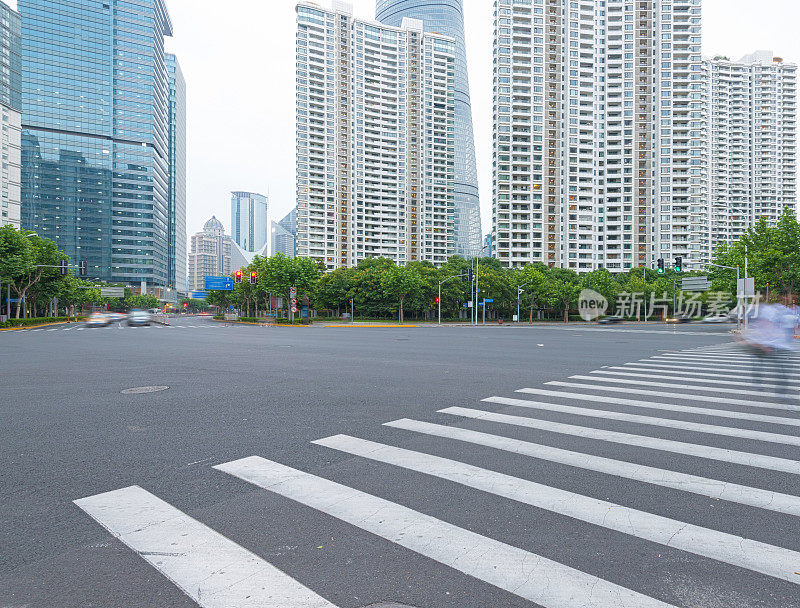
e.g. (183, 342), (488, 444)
(529, 296), (534, 325)
(399, 296), (404, 324)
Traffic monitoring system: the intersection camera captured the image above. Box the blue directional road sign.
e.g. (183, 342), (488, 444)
(190, 291), (208, 300)
(484, 299), (494, 303)
(204, 276), (234, 291)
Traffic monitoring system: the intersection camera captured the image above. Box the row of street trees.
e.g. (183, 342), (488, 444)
(0, 225), (160, 319)
(207, 209), (800, 322)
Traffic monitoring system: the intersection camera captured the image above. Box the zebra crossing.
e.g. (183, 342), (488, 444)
(74, 341), (800, 607)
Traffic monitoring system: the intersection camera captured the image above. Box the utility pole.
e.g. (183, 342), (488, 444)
(517, 281), (532, 325)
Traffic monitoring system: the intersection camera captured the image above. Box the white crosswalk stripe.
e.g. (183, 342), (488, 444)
(486, 395), (800, 446)
(75, 486), (339, 608)
(618, 363), (799, 381)
(215, 456), (681, 608)
(383, 418), (800, 516)
(313, 434), (800, 583)
(593, 368), (800, 390)
(517, 386), (800, 423)
(440, 406), (800, 474)
(566, 374), (800, 400)
(534, 382), (800, 413)
(634, 359), (796, 375)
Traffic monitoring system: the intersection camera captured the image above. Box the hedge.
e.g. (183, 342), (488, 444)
(0, 316), (86, 328)
(213, 315), (311, 325)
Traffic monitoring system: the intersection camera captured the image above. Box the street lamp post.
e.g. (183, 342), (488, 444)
(438, 275), (459, 326)
(474, 245), (489, 326)
(517, 281), (532, 324)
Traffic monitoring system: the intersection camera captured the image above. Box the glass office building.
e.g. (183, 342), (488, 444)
(0, 1), (21, 229)
(230, 191), (268, 253)
(166, 53), (186, 293)
(376, 0), (482, 258)
(19, 0), (174, 286)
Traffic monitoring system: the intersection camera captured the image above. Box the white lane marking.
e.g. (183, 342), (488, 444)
(63, 327), (72, 331)
(676, 351), (800, 360)
(315, 434), (800, 584)
(595, 369), (800, 391)
(440, 407), (800, 475)
(215, 456), (679, 608)
(77, 327), (85, 331)
(541, 326), (730, 336)
(565, 375), (800, 402)
(31, 329), (44, 332)
(622, 362), (797, 381)
(383, 418), (800, 517)
(643, 359), (795, 375)
(654, 353), (800, 366)
(74, 485), (339, 608)
(47, 328), (58, 332)
(538, 382), (800, 413)
(521, 386), (800, 425)
(488, 395), (800, 447)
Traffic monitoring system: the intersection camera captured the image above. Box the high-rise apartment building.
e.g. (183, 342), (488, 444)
(231, 191), (269, 253)
(166, 53), (187, 294)
(187, 216), (233, 293)
(492, 0), (703, 272)
(376, 0), (482, 257)
(704, 52), (797, 252)
(296, 1), (456, 269)
(271, 208), (297, 258)
(0, 1), (20, 229)
(19, 0), (177, 286)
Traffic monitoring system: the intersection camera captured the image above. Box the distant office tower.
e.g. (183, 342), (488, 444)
(376, 0), (482, 257)
(187, 216), (233, 292)
(492, 0), (703, 271)
(296, 1), (456, 269)
(0, 1), (20, 229)
(704, 52), (797, 252)
(19, 0), (175, 286)
(167, 54), (187, 294)
(271, 208), (297, 258)
(231, 191), (268, 253)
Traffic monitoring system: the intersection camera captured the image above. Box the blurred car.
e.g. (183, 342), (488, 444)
(702, 314), (731, 324)
(86, 312), (111, 327)
(666, 315), (693, 324)
(108, 312), (126, 321)
(598, 315), (623, 324)
(127, 310), (151, 327)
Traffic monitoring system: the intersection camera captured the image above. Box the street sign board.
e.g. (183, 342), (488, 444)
(190, 291), (208, 300)
(483, 298), (494, 304)
(681, 276), (711, 292)
(737, 277), (755, 298)
(290, 286), (297, 297)
(204, 276), (234, 291)
(462, 303), (469, 309)
(290, 298), (298, 306)
(100, 287), (124, 298)
(291, 306), (298, 314)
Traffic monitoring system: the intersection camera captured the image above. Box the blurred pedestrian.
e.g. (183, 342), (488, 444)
(742, 304), (797, 399)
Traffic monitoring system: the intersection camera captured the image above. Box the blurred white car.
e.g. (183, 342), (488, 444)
(127, 310), (151, 327)
(86, 312), (111, 327)
(702, 314), (731, 324)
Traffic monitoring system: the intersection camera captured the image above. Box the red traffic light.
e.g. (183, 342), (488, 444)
(435, 297), (440, 303)
(250, 271), (257, 284)
(234, 270), (243, 283)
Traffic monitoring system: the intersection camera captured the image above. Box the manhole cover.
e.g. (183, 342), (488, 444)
(121, 386), (169, 394)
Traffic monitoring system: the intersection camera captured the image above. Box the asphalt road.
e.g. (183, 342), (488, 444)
(1, 316), (799, 608)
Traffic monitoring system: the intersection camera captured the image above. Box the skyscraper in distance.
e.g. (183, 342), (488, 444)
(376, 0), (482, 258)
(271, 208), (297, 258)
(230, 191), (268, 253)
(19, 0), (174, 286)
(166, 53), (187, 293)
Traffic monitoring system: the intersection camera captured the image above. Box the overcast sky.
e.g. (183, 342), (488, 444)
(165, 0), (800, 238)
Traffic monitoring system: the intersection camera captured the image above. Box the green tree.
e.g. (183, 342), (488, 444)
(381, 265), (423, 324)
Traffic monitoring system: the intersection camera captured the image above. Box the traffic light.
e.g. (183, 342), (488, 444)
(657, 258), (665, 274)
(468, 268), (474, 283)
(79, 260), (87, 277)
(674, 257), (683, 273)
(59, 259), (68, 275)
(250, 270), (257, 284)
(461, 269), (467, 282)
(435, 297), (440, 304)
(234, 270), (243, 283)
